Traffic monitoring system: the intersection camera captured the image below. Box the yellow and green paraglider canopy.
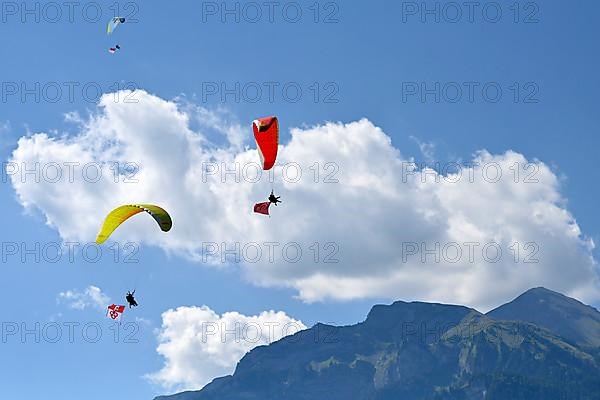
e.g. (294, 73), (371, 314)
(96, 204), (172, 245)
(107, 17), (126, 34)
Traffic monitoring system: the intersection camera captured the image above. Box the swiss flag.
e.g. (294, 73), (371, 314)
(254, 202), (271, 216)
(107, 304), (125, 320)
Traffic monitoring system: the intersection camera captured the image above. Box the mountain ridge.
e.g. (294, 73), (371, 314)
(155, 287), (600, 400)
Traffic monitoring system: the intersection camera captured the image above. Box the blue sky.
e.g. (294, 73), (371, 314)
(1, 1), (599, 399)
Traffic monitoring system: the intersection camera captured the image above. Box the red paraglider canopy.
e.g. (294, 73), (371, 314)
(253, 116), (279, 171)
(254, 202), (271, 216)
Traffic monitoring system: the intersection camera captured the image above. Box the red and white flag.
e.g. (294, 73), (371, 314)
(107, 304), (125, 321)
(254, 202), (271, 216)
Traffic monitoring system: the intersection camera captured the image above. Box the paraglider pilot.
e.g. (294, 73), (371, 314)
(268, 190), (282, 206)
(126, 290), (138, 308)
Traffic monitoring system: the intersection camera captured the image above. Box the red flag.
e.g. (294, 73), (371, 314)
(254, 202), (271, 215)
(107, 304), (125, 320)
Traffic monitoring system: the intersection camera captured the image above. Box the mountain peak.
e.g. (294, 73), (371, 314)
(487, 287), (600, 347)
(522, 286), (566, 297)
(525, 286), (555, 293)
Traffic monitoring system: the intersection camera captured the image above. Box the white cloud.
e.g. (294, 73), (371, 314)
(0, 120), (9, 133)
(410, 135), (436, 163)
(0, 120), (12, 148)
(147, 305), (306, 391)
(57, 285), (110, 311)
(10, 90), (600, 311)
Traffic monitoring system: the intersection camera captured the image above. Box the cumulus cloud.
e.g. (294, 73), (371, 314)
(57, 285), (110, 311)
(10, 90), (599, 310)
(147, 305), (306, 391)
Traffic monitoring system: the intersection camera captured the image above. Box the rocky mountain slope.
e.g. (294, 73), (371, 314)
(156, 288), (600, 400)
